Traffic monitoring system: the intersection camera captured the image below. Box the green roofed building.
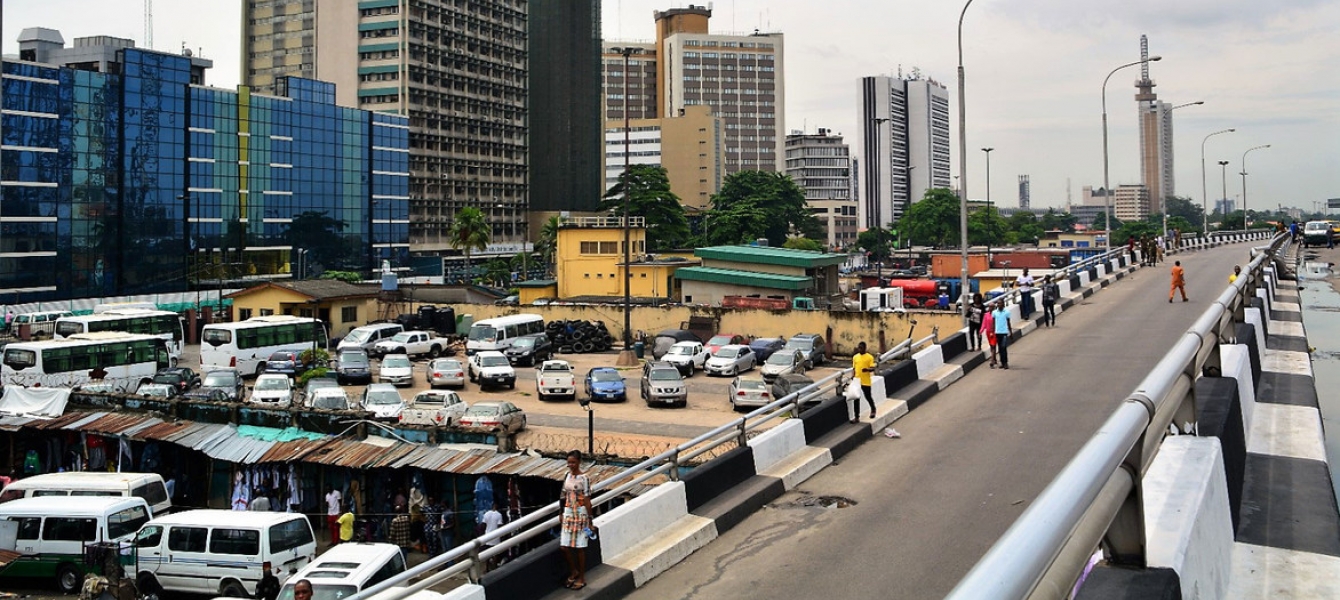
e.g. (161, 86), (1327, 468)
(674, 245), (845, 306)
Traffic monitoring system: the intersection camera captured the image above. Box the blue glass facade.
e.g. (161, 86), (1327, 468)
(0, 49), (409, 302)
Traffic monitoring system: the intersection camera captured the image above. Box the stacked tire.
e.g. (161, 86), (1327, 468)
(546, 320), (615, 354)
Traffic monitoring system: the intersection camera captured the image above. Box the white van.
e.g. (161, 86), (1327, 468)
(12, 310), (73, 339)
(0, 496), (153, 593)
(275, 543), (406, 600)
(134, 510), (317, 598)
(465, 314), (545, 355)
(0, 472), (172, 517)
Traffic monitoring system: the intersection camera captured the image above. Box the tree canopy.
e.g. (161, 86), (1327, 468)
(446, 206), (491, 272)
(896, 188), (961, 247)
(782, 237), (824, 252)
(856, 227), (897, 260)
(601, 164), (690, 251)
(704, 171), (824, 247)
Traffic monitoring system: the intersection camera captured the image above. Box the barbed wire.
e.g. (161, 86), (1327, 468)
(518, 429), (760, 464)
(4, 374), (146, 393)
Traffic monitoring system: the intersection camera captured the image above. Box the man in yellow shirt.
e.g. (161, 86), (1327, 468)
(851, 342), (877, 423)
(337, 509), (355, 544)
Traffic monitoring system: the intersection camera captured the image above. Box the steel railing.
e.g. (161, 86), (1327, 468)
(353, 332), (940, 599)
(946, 232), (1288, 600)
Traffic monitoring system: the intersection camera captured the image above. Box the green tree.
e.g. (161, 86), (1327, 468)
(1164, 196), (1205, 229)
(968, 205), (1009, 246)
(483, 258), (512, 286)
(601, 164), (690, 251)
(446, 206), (491, 277)
(320, 270), (362, 283)
(705, 171), (824, 246)
(1219, 210), (1246, 231)
(897, 188), (961, 247)
(535, 215), (560, 276)
(856, 227), (897, 261)
(1114, 220), (1159, 244)
(1039, 208), (1078, 233)
(782, 237), (824, 252)
(1091, 211), (1122, 231)
(1167, 216), (1194, 234)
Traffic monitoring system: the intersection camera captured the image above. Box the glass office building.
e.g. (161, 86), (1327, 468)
(0, 46), (409, 303)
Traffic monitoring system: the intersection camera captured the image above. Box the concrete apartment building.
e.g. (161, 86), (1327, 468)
(1114, 185), (1151, 222)
(858, 73), (952, 229)
(602, 5), (785, 175)
(603, 105), (726, 211)
(785, 129), (857, 250)
(241, 0), (528, 256)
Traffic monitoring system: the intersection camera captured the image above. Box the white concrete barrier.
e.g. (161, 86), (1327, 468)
(913, 344), (945, 380)
(593, 482), (689, 560)
(1144, 436), (1234, 600)
(1079, 270), (1092, 286)
(1058, 279), (1072, 296)
(437, 585), (486, 600)
(1254, 288), (1271, 323)
(1244, 307), (1265, 353)
(748, 419), (808, 474)
(1220, 344), (1258, 438)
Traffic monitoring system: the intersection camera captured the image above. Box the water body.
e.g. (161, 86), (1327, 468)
(1298, 259), (1340, 502)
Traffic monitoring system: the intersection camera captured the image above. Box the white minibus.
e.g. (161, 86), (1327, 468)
(1, 333), (170, 392)
(0, 496), (152, 593)
(0, 472), (172, 516)
(465, 314), (545, 355)
(200, 316), (328, 377)
(55, 309), (186, 365)
(275, 543), (406, 600)
(134, 509), (317, 598)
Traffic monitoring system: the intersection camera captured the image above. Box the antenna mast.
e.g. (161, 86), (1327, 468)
(1139, 34), (1149, 80)
(144, 0), (154, 49)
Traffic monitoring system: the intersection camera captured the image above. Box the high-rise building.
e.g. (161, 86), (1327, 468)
(529, 0), (603, 214)
(1018, 175), (1031, 210)
(241, 0), (528, 255)
(603, 106), (725, 211)
(1113, 185), (1151, 222)
(601, 5), (785, 175)
(1135, 35), (1174, 216)
(785, 129), (856, 249)
(857, 74), (951, 229)
(2, 31), (409, 303)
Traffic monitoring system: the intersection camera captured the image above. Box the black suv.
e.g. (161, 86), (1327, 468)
(504, 334), (554, 367)
(183, 369), (245, 403)
(152, 367), (201, 394)
(334, 349), (373, 384)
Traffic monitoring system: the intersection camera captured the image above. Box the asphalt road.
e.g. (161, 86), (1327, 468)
(628, 243), (1259, 600)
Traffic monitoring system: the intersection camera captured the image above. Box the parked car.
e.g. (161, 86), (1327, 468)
(336, 322), (405, 353)
(334, 349), (373, 384)
(771, 372), (818, 404)
(705, 344), (756, 377)
(536, 360), (577, 402)
(426, 358), (467, 388)
(494, 295), (519, 306)
(640, 362), (688, 407)
(584, 367), (627, 403)
(468, 351), (517, 390)
(662, 341), (708, 376)
(152, 367), (200, 394)
(504, 334), (554, 367)
(362, 384), (407, 421)
(729, 376), (773, 411)
(1303, 220), (1334, 247)
(705, 333), (747, 356)
(263, 349), (311, 377)
(400, 390), (469, 426)
(651, 329), (703, 360)
(183, 369), (245, 402)
(249, 373), (294, 408)
(786, 333), (828, 369)
(760, 348), (807, 383)
(303, 376), (340, 400)
(378, 354), (415, 386)
(459, 401), (527, 434)
(136, 382), (177, 399)
(308, 386), (352, 411)
(748, 337), (787, 362)
(372, 330), (452, 359)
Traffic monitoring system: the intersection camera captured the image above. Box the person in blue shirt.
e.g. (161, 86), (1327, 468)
(992, 301), (1012, 370)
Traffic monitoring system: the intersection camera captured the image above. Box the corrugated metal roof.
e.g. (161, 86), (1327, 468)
(0, 416), (38, 431)
(694, 245), (847, 268)
(674, 266), (813, 290)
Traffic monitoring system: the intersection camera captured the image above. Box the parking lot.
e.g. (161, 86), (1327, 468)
(175, 344), (845, 453)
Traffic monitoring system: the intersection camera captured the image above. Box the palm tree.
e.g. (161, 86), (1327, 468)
(446, 207), (491, 282)
(536, 215), (561, 276)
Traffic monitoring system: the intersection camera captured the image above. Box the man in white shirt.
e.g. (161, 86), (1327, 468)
(1016, 268), (1036, 318)
(325, 487), (342, 546)
(481, 503), (504, 569)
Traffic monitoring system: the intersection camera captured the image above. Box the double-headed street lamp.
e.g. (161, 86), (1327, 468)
(1101, 55), (1161, 249)
(1201, 128), (1236, 234)
(1241, 144), (1271, 227)
(1218, 160), (1231, 227)
(612, 46), (645, 366)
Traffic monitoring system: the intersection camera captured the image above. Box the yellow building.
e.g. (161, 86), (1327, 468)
(550, 216), (698, 301)
(224, 280), (378, 337)
(604, 105), (726, 211)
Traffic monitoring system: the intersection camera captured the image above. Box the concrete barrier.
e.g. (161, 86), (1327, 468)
(1220, 344), (1258, 436)
(682, 446), (756, 512)
(748, 419), (808, 474)
(912, 344), (945, 380)
(1195, 376), (1247, 532)
(436, 586), (485, 600)
(1143, 436), (1234, 600)
(594, 482), (690, 560)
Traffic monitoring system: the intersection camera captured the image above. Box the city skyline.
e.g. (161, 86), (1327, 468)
(3, 0), (1337, 212)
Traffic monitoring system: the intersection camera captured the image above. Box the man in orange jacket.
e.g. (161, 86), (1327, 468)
(1170, 261), (1188, 303)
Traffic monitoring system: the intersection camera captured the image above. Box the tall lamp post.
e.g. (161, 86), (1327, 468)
(1101, 56), (1161, 249)
(981, 147), (993, 264)
(1218, 160), (1231, 228)
(1150, 101), (1203, 238)
(613, 46), (644, 366)
(1240, 144), (1271, 228)
(956, 0), (977, 325)
(1200, 128), (1235, 234)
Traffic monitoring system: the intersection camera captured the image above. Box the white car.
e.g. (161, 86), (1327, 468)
(249, 374), (294, 408)
(308, 386), (352, 411)
(400, 390), (469, 426)
(458, 401), (527, 434)
(760, 349), (806, 383)
(536, 360), (577, 402)
(662, 341), (708, 376)
(704, 344), (756, 377)
(729, 376), (773, 411)
(468, 351), (517, 390)
(362, 383), (407, 421)
(378, 354), (415, 386)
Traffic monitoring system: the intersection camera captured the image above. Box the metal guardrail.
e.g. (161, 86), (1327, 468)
(946, 231), (1287, 600)
(353, 333), (939, 599)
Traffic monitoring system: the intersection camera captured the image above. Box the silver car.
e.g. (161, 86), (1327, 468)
(704, 344), (756, 377)
(459, 401), (527, 434)
(641, 362), (688, 407)
(729, 376), (773, 411)
(378, 354), (415, 386)
(427, 358), (467, 388)
(760, 349), (806, 383)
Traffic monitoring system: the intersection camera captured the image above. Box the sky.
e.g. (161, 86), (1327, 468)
(5, 0), (1338, 212)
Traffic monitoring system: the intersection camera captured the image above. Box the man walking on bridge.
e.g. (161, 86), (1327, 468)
(991, 301), (1011, 369)
(1170, 260), (1188, 303)
(851, 342), (877, 423)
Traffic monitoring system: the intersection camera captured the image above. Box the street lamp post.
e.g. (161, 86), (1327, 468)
(613, 46), (644, 366)
(1101, 56), (1161, 250)
(981, 147), (993, 264)
(1200, 128), (1236, 234)
(1150, 101), (1203, 239)
(1218, 160), (1230, 228)
(1240, 144), (1271, 228)
(956, 0), (976, 326)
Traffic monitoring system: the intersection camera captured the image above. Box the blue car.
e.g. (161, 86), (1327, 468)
(748, 337), (786, 362)
(585, 367), (627, 403)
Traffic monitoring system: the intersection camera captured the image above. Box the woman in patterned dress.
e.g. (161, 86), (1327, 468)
(559, 450), (596, 590)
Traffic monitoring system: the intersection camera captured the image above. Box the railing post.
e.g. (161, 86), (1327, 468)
(736, 418), (749, 447)
(467, 543), (485, 583)
(667, 449), (680, 481)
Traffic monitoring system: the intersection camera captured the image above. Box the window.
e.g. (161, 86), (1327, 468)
(239, 309), (254, 320)
(579, 241), (598, 254)
(13, 517), (40, 540)
(210, 528), (261, 555)
(133, 483), (169, 508)
(269, 518), (314, 553)
(168, 526), (208, 552)
(341, 306), (358, 322)
(43, 517), (96, 541)
(259, 309), (275, 316)
(137, 525), (163, 548)
(108, 505), (151, 539)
